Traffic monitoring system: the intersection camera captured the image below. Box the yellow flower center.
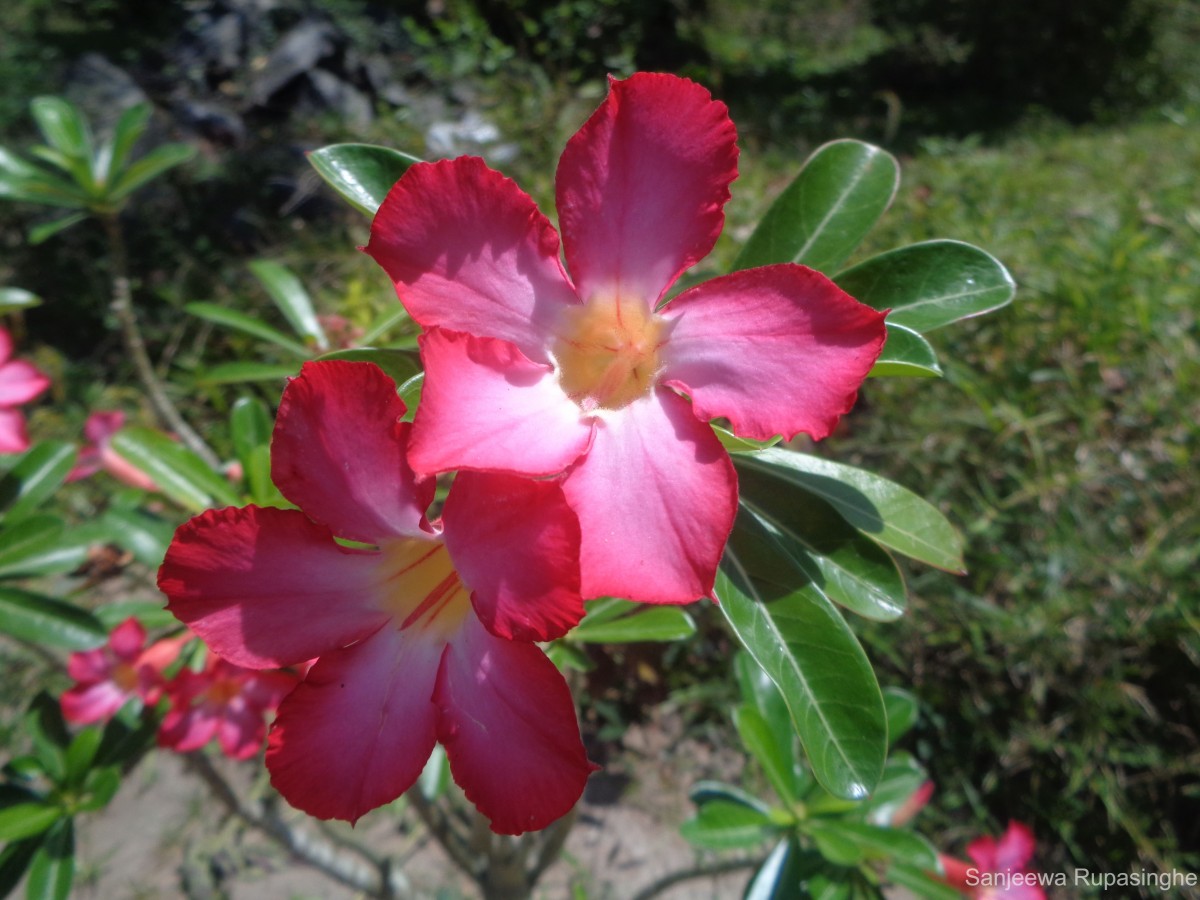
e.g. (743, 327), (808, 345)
(378, 540), (471, 641)
(552, 296), (667, 411)
(111, 661), (140, 692)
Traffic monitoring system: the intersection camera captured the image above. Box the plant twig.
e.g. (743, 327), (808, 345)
(630, 857), (761, 900)
(101, 213), (221, 469)
(182, 751), (411, 898)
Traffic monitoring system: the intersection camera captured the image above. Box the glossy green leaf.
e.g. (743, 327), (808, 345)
(0, 287), (42, 313)
(26, 817), (74, 900)
(735, 705), (797, 805)
(744, 837), (808, 900)
(103, 103), (151, 186)
(24, 694), (69, 777)
(882, 688), (920, 745)
(0, 173), (89, 209)
(680, 799), (778, 850)
(717, 561), (886, 800)
(244, 444), (286, 507)
(568, 599), (695, 643)
(360, 306), (417, 345)
(185, 301), (310, 357)
(63, 728), (102, 786)
(0, 835), (41, 898)
(688, 780), (773, 816)
(714, 425), (784, 454)
(735, 653), (803, 797)
(95, 507), (174, 569)
(248, 260), (328, 350)
(835, 240), (1015, 333)
(316, 348), (421, 389)
(108, 142), (194, 201)
(0, 803), (60, 842)
(737, 449), (965, 573)
(27, 145), (93, 192)
(29, 97), (92, 163)
(196, 361), (300, 385)
(307, 143), (421, 215)
(0, 588), (106, 650)
(863, 754), (929, 827)
(110, 427), (240, 513)
(735, 140), (899, 274)
(807, 820), (938, 870)
(0, 515), (89, 578)
(28, 212), (88, 245)
(0, 442), (78, 523)
(418, 745), (450, 801)
(869, 323), (941, 379)
(78, 766), (121, 812)
(397, 372), (423, 421)
(230, 396), (273, 467)
(886, 862), (963, 900)
(544, 640), (595, 673)
(735, 465), (907, 622)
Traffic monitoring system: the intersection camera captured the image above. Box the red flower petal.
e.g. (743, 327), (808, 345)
(159, 506), (389, 669)
(442, 471), (584, 642)
(365, 157), (577, 361)
(0, 409), (31, 454)
(563, 389), (737, 604)
(435, 616), (593, 835)
(556, 73), (738, 307)
(61, 682), (129, 724)
(661, 265), (887, 441)
(108, 617), (146, 661)
(993, 820), (1037, 872)
(409, 330), (591, 476)
(0, 360), (51, 407)
(267, 626), (441, 823)
(272, 360), (433, 545)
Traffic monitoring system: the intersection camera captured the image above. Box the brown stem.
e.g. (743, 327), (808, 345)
(629, 857), (761, 900)
(182, 752), (411, 899)
(101, 213), (221, 469)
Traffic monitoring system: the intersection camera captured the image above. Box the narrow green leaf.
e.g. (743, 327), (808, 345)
(734, 140), (899, 274)
(27, 145), (93, 191)
(0, 146), (51, 180)
(110, 427), (240, 513)
(248, 260), (328, 350)
(316, 348), (420, 389)
(744, 837), (809, 900)
(869, 323), (942, 379)
(886, 862), (963, 900)
(0, 172), (90, 209)
(360, 306), (416, 345)
(397, 371), (424, 421)
(95, 507), (174, 569)
(835, 240), (1015, 332)
(244, 444), (286, 507)
(63, 728), (102, 786)
(104, 103), (151, 187)
(0, 442), (78, 523)
(307, 143), (421, 215)
(0, 803), (60, 842)
(94, 600), (176, 631)
(24, 694), (70, 774)
(863, 754), (929, 827)
(806, 820), (938, 870)
(717, 560), (886, 800)
(78, 766), (121, 812)
(28, 212), (87, 245)
(418, 745), (450, 801)
(230, 396), (273, 469)
(735, 705), (797, 805)
(714, 425), (783, 454)
(186, 301), (311, 357)
(680, 800), (778, 850)
(688, 780), (774, 816)
(736, 449), (965, 573)
(108, 143), (194, 201)
(569, 604), (695, 643)
(29, 97), (93, 164)
(0, 515), (89, 578)
(0, 287), (42, 313)
(25, 817), (74, 900)
(882, 688), (920, 745)
(195, 361), (300, 385)
(734, 653), (805, 796)
(0, 588), (106, 650)
(0, 836), (41, 897)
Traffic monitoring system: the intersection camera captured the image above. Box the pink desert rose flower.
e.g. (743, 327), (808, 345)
(61, 617), (186, 724)
(0, 326), (51, 455)
(365, 72), (888, 605)
(67, 410), (160, 491)
(158, 359), (593, 833)
(158, 656), (297, 760)
(940, 820), (1046, 899)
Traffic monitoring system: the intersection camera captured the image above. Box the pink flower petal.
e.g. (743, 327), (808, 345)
(84, 411), (125, 445)
(442, 472), (584, 642)
(661, 265), (888, 442)
(409, 330), (591, 476)
(966, 834), (998, 872)
(66, 647), (110, 683)
(0, 360), (50, 407)
(217, 705), (268, 760)
(563, 389), (737, 604)
(556, 73), (738, 307)
(994, 820), (1037, 872)
(272, 360), (433, 544)
(159, 506), (390, 669)
(0, 409), (31, 455)
(365, 157), (577, 361)
(159, 705), (219, 754)
(0, 329), (11, 365)
(435, 616), (593, 835)
(61, 681), (129, 724)
(267, 626), (442, 823)
(108, 617), (147, 661)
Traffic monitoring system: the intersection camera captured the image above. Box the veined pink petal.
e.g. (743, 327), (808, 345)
(410, 330), (591, 476)
(0, 409), (31, 455)
(563, 389), (737, 604)
(267, 626), (442, 823)
(0, 360), (51, 407)
(556, 73), (738, 307)
(442, 472), (584, 642)
(159, 506), (389, 669)
(108, 617), (147, 660)
(992, 820), (1037, 872)
(61, 681), (129, 724)
(435, 616), (593, 835)
(365, 157), (577, 361)
(272, 360), (433, 544)
(660, 265), (888, 442)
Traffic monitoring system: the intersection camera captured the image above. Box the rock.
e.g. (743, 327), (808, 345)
(425, 110), (518, 164)
(174, 98), (247, 147)
(249, 20), (338, 106)
(306, 70), (374, 130)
